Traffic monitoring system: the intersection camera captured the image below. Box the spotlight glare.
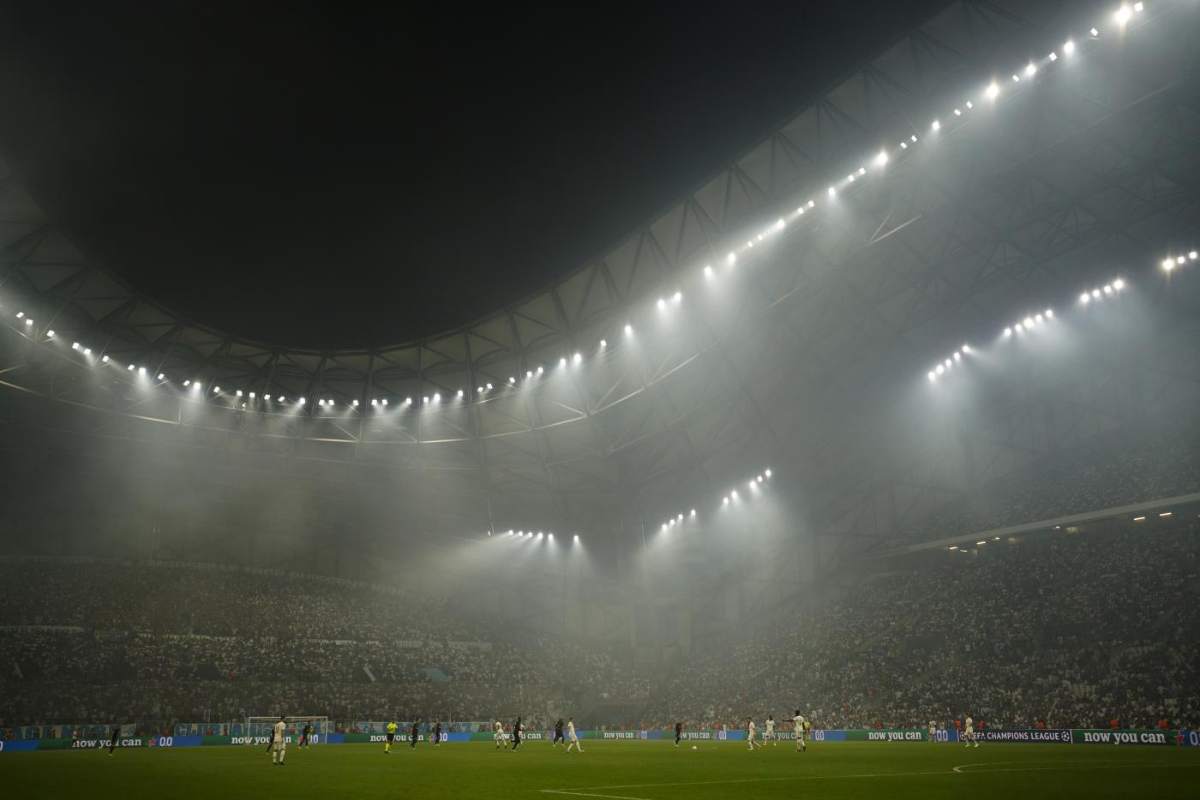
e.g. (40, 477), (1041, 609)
(1049, 52), (1057, 62)
(573, 534), (579, 542)
(573, 352), (582, 364)
(1161, 258), (1174, 271)
(704, 265), (714, 278)
(456, 389), (463, 398)
(1178, 256), (1187, 265)
(931, 119), (940, 132)
(214, 386), (221, 393)
(928, 371), (936, 382)
(1080, 292), (1091, 304)
(84, 348), (91, 355)
(1004, 326), (1013, 336)
(72, 341), (80, 350)
(183, 379), (191, 386)
(961, 344), (971, 353)
(1091, 289), (1101, 299)
(827, 186), (836, 197)
(1090, 27), (1099, 37)
(1103, 284), (1113, 294)
(1063, 39), (1075, 55)
(537, 366), (544, 375)
(1045, 309), (1054, 318)
(1190, 251), (1198, 261)
(690, 509), (696, 517)
(874, 150), (888, 167)
(486, 383), (493, 390)
(726, 252), (737, 266)
(382, 398), (388, 406)
(1112, 279), (1124, 290)
(985, 82), (1000, 100)
(936, 364), (945, 375)
(624, 324), (633, 336)
(46, 329), (55, 338)
(1024, 62), (1036, 78)
(657, 298), (666, 311)
(599, 340), (606, 350)
(764, 468), (772, 478)
(1114, 4), (1132, 26)
(953, 352), (961, 362)
(158, 373), (165, 381)
(672, 290), (682, 303)
(236, 390), (243, 397)
(102, 355), (110, 363)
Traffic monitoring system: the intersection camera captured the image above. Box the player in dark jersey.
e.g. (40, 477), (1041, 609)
(553, 719), (565, 746)
(512, 716), (523, 751)
(108, 726), (121, 755)
(675, 721), (683, 747)
(432, 721), (442, 745)
(299, 722), (313, 748)
(410, 720), (420, 749)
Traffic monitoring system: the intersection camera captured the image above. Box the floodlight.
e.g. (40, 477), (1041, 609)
(72, 342), (80, 350)
(936, 364), (945, 375)
(900, 142), (907, 150)
(537, 366), (544, 375)
(874, 150), (888, 167)
(624, 324), (633, 336)
(24, 318), (33, 326)
(1024, 316), (1034, 328)
(726, 252), (737, 266)
(808, 200), (815, 208)
(673, 290), (682, 303)
(944, 359), (952, 368)
(1134, 1), (1143, 11)
(476, 386), (483, 394)
(1063, 39), (1075, 55)
(15, 311), (22, 319)
(299, 397), (306, 405)
(1080, 292), (1090, 303)
(954, 108), (962, 117)
(509, 376), (516, 384)
(657, 298), (666, 310)
(756, 475), (764, 483)
(827, 186), (836, 197)
(136, 366), (146, 374)
(559, 357), (567, 367)
(764, 469), (772, 477)
(486, 383), (493, 390)
(1012, 73), (1020, 83)
(910, 135), (917, 143)
(46, 329), (55, 338)
(1114, 4), (1132, 26)
(183, 379), (191, 386)
(1035, 313), (1043, 323)
(1089, 27), (1099, 37)
(101, 355), (110, 363)
(1178, 256), (1187, 265)
(573, 352), (582, 364)
(265, 394), (272, 401)
(236, 390), (243, 397)
(84, 348), (91, 355)
(159, 373), (166, 381)
(690, 509), (696, 517)
(598, 340), (606, 350)
(931, 119), (940, 132)
(1161, 258), (1174, 271)
(1190, 251), (1198, 261)
(1045, 309), (1054, 318)
(1015, 322), (1024, 333)
(928, 371), (936, 382)
(1049, 52), (1057, 62)
(382, 398), (388, 406)
(405, 397), (412, 405)
(214, 386), (221, 393)
(961, 344), (971, 353)
(847, 173), (855, 183)
(704, 265), (714, 278)
(432, 392), (441, 402)
(352, 398), (359, 406)
(965, 100), (973, 109)
(1103, 284), (1113, 295)
(1024, 62), (1036, 78)
(573, 534), (579, 542)
(526, 370), (532, 379)
(456, 389), (463, 398)
(1091, 289), (1101, 299)
(731, 489), (739, 500)
(127, 364), (135, 371)
(1004, 326), (1013, 336)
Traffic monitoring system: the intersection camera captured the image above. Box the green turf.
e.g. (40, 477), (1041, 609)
(2, 740), (1198, 799)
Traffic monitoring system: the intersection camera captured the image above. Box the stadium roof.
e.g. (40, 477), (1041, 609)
(2, 0), (1199, 564)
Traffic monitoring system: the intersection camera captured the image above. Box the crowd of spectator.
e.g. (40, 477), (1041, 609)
(645, 522), (1200, 732)
(0, 559), (644, 733)
(903, 429), (1200, 544)
(2, 424), (1198, 738)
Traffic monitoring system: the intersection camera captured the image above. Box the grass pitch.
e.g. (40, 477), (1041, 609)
(2, 740), (1197, 799)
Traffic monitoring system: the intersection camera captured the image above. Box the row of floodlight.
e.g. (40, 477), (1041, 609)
(927, 265), (1147, 383)
(495, 529), (581, 543)
(7, 4), (1164, 414)
(1161, 250), (1198, 272)
(720, 469), (773, 508)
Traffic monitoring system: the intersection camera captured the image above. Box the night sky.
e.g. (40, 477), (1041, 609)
(0, 1), (947, 349)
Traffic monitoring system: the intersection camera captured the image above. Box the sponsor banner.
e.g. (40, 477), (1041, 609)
(860, 729), (928, 742)
(974, 729), (1072, 744)
(1073, 729), (1176, 746)
(0, 740), (40, 752)
(147, 735), (203, 748)
(1180, 730), (1200, 748)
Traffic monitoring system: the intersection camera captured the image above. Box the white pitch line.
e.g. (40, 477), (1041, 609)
(540, 790), (652, 800)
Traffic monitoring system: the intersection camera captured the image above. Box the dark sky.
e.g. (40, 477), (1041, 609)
(0, 1), (947, 349)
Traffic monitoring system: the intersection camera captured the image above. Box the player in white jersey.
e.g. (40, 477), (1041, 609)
(494, 720), (507, 749)
(746, 718), (762, 750)
(962, 715), (979, 748)
(565, 718), (583, 753)
(793, 710), (807, 752)
(270, 716), (287, 766)
(928, 720), (937, 742)
(763, 715), (776, 746)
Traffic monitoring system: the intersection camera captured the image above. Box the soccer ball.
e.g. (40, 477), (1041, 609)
(691, 745), (698, 750)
